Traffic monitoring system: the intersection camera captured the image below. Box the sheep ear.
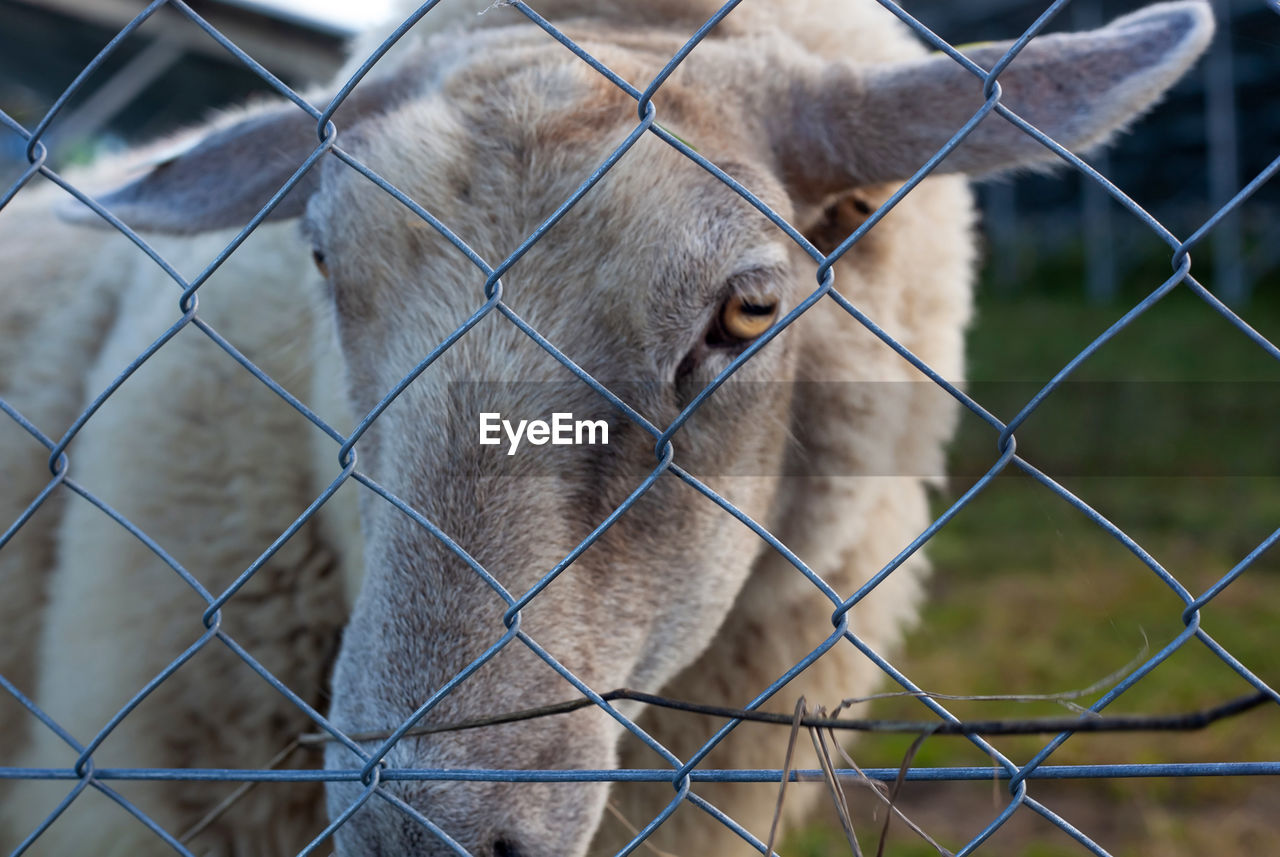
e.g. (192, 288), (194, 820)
(59, 104), (327, 234)
(778, 1), (1214, 197)
(61, 72), (421, 234)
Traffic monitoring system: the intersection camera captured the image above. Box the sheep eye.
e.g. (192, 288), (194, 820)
(311, 249), (329, 277)
(710, 293), (779, 345)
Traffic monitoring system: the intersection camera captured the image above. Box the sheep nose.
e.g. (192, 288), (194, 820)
(332, 812), (528, 857)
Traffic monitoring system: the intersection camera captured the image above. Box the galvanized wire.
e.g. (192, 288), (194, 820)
(1, 0), (1277, 855)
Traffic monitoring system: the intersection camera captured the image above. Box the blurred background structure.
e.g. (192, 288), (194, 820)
(927, 0), (1279, 306)
(0, 0), (346, 167)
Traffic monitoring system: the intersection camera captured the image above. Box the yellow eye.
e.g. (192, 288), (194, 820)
(715, 293), (779, 343)
(312, 249), (329, 278)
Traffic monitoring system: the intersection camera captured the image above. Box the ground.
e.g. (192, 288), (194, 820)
(783, 281), (1280, 857)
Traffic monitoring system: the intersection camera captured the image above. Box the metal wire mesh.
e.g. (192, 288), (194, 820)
(1, 0), (1277, 855)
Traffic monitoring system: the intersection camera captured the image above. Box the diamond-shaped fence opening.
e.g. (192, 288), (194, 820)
(1, 0), (1278, 856)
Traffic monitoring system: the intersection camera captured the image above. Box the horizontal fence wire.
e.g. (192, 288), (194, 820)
(0, 0), (1277, 856)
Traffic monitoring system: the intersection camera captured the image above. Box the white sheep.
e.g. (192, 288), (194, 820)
(0, 1), (1213, 855)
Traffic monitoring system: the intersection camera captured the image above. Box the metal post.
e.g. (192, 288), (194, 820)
(1075, 0), (1117, 304)
(1205, 0), (1246, 304)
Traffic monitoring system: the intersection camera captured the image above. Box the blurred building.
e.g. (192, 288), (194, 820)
(0, 0), (346, 168)
(909, 0), (1278, 304)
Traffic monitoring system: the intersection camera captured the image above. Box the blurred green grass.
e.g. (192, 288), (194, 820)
(784, 284), (1280, 856)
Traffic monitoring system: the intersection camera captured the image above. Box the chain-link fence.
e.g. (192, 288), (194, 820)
(1, 1), (1278, 855)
